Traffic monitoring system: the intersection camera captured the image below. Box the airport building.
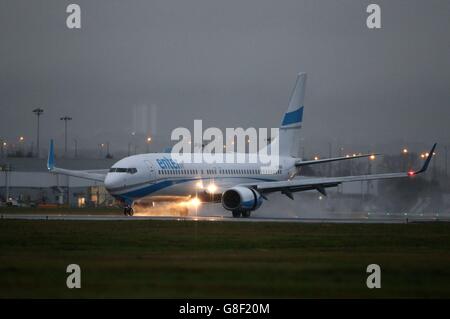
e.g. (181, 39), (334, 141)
(0, 157), (115, 207)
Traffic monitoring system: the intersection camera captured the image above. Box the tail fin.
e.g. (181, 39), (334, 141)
(279, 72), (306, 157)
(47, 139), (55, 170)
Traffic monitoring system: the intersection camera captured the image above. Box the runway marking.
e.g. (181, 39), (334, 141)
(1, 213), (449, 223)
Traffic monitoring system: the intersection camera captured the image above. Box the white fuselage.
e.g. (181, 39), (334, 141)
(104, 153), (297, 204)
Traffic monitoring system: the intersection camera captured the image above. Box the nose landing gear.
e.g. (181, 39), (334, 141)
(123, 205), (134, 216)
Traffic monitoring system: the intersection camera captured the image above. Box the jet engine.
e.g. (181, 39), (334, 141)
(221, 186), (263, 212)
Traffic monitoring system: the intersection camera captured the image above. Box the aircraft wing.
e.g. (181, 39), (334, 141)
(295, 153), (379, 167)
(46, 140), (107, 182)
(243, 144), (436, 198)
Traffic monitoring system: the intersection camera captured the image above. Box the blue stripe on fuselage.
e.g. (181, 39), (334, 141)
(112, 177), (276, 202)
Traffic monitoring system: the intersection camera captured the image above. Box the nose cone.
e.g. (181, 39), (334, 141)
(104, 173), (126, 191)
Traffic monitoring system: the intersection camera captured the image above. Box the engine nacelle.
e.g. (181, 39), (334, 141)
(221, 186), (263, 211)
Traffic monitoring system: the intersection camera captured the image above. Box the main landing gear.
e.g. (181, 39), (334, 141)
(124, 205), (134, 216)
(232, 210), (251, 218)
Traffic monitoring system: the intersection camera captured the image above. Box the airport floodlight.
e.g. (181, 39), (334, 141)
(402, 148), (408, 154)
(32, 108), (44, 158)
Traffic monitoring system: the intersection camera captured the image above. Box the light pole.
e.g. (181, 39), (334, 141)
(328, 142), (332, 176)
(99, 143), (105, 158)
(445, 145), (448, 178)
(401, 147), (409, 171)
(2, 164), (11, 201)
(32, 108), (44, 158)
(0, 140), (5, 158)
(19, 136), (25, 156)
(131, 131), (137, 155)
(60, 116), (72, 157)
(73, 139), (78, 158)
(146, 136), (152, 153)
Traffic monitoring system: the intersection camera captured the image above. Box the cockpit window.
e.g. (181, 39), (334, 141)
(109, 167), (137, 174)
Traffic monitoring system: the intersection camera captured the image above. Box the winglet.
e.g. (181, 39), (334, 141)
(47, 139), (55, 171)
(412, 143), (437, 175)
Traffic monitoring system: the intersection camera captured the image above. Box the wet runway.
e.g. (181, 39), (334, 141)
(1, 213), (449, 223)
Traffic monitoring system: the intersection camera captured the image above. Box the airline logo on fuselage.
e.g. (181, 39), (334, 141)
(156, 157), (184, 170)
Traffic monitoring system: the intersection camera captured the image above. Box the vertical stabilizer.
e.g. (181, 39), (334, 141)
(279, 72), (306, 157)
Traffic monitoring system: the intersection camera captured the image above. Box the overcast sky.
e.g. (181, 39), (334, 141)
(1, 0), (449, 155)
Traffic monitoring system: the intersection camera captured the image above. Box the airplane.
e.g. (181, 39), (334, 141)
(46, 72), (436, 217)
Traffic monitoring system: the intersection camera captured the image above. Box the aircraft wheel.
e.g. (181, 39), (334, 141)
(232, 210), (241, 218)
(241, 210), (251, 218)
(124, 206), (133, 216)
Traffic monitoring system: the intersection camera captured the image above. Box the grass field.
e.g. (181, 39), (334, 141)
(0, 219), (450, 298)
